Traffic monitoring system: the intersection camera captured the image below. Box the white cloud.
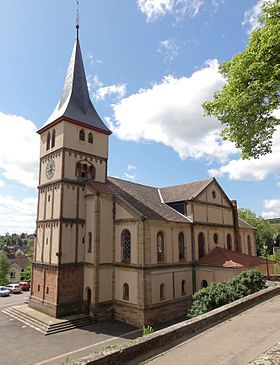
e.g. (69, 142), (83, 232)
(157, 38), (183, 61)
(0, 180), (5, 188)
(0, 112), (39, 188)
(95, 84), (127, 101)
(262, 199), (280, 219)
(124, 164), (137, 181)
(242, 0), (268, 33)
(0, 194), (37, 234)
(127, 164), (136, 171)
(110, 59), (236, 162)
(137, 0), (203, 22)
(209, 110), (280, 181)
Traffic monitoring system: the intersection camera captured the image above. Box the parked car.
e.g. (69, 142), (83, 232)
(0, 286), (10, 297)
(6, 284), (22, 294)
(19, 282), (30, 291)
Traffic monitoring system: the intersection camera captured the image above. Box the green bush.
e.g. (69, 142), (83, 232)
(187, 269), (265, 318)
(143, 325), (155, 336)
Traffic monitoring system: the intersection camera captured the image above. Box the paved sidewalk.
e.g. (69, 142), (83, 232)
(144, 295), (280, 365)
(248, 342), (280, 365)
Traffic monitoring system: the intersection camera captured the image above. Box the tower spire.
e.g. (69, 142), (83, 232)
(76, 0), (80, 38)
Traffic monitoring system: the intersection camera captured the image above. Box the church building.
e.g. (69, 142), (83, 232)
(29, 28), (267, 327)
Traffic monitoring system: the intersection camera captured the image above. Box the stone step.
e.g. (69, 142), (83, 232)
(2, 308), (48, 334)
(2, 307), (93, 335)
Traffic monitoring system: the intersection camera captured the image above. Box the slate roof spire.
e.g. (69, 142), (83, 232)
(40, 21), (111, 135)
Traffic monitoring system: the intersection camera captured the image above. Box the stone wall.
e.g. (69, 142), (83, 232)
(73, 285), (280, 365)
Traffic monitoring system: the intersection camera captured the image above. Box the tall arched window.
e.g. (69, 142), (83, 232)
(46, 132), (51, 150)
(51, 129), (56, 148)
(247, 235), (252, 255)
(227, 233), (232, 250)
(88, 132), (93, 144)
(123, 283), (129, 300)
(179, 232), (185, 260)
(181, 280), (187, 296)
(157, 231), (165, 262)
(79, 129), (85, 141)
(198, 232), (205, 258)
(160, 283), (165, 300)
(121, 229), (131, 263)
(88, 232), (92, 253)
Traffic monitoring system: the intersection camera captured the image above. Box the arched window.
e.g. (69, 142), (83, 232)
(213, 233), (218, 244)
(46, 132), (51, 150)
(201, 280), (208, 288)
(51, 129), (56, 148)
(123, 283), (129, 300)
(181, 280), (187, 296)
(160, 283), (165, 300)
(89, 165), (96, 180)
(76, 162), (88, 179)
(121, 229), (131, 263)
(247, 235), (252, 255)
(179, 232), (185, 260)
(88, 232), (92, 253)
(79, 129), (85, 141)
(227, 234), (232, 250)
(198, 232), (205, 258)
(157, 231), (165, 262)
(88, 132), (93, 144)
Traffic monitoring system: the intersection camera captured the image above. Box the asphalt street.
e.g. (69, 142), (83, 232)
(0, 294), (140, 365)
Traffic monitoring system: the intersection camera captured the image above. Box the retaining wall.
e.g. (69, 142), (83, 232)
(74, 285), (280, 365)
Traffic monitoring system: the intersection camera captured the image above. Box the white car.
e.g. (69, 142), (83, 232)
(6, 284), (22, 294)
(0, 286), (10, 297)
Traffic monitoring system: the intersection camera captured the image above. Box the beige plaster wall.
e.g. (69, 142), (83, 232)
(61, 224), (76, 263)
(62, 184), (77, 218)
(62, 121), (108, 159)
(208, 206), (223, 224)
(174, 269), (193, 298)
(99, 267), (113, 302)
(115, 222), (138, 264)
(50, 225), (59, 264)
(151, 272), (173, 304)
(84, 196), (95, 264)
(77, 224), (85, 262)
(196, 182), (231, 207)
(36, 227), (43, 262)
(115, 268), (138, 304)
(115, 202), (135, 220)
(100, 197), (113, 263)
(40, 123), (64, 158)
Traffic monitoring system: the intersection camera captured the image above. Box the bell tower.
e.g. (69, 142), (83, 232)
(29, 25), (111, 317)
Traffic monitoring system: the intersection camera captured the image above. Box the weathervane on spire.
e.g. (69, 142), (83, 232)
(76, 0), (80, 38)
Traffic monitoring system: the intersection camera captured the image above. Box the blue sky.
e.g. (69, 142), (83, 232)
(0, 0), (279, 234)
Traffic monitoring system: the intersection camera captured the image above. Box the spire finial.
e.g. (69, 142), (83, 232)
(76, 0), (80, 38)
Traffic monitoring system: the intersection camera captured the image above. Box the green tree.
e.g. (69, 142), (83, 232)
(21, 266), (32, 282)
(0, 252), (9, 285)
(203, 0), (280, 159)
(238, 208), (274, 254)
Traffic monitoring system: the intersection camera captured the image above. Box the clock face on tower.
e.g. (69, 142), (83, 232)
(46, 159), (56, 179)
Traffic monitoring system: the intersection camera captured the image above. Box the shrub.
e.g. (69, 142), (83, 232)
(187, 269), (265, 318)
(143, 325), (155, 336)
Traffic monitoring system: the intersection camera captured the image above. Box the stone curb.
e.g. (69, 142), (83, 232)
(73, 285), (280, 365)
